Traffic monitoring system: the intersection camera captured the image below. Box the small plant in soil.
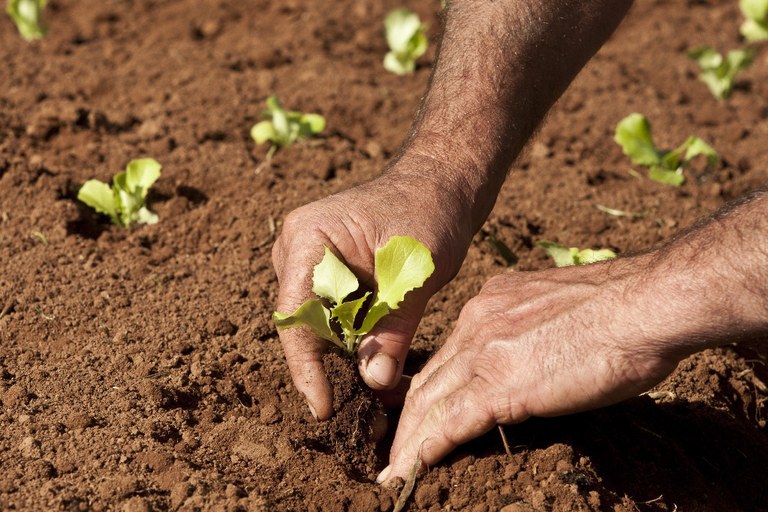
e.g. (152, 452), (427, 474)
(273, 236), (434, 354)
(740, 0), (768, 41)
(77, 158), (162, 227)
(383, 8), (428, 75)
(688, 46), (754, 100)
(6, 0), (47, 40)
(536, 240), (616, 267)
(250, 96), (325, 160)
(614, 113), (719, 187)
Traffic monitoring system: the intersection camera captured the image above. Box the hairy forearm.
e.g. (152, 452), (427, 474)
(640, 189), (768, 357)
(392, 0), (633, 232)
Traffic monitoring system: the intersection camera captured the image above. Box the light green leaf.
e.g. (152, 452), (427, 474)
(299, 113), (326, 135)
(688, 46), (753, 99)
(741, 18), (768, 41)
(136, 207), (159, 225)
(251, 121), (276, 145)
(77, 180), (118, 223)
(331, 291), (371, 332)
(373, 236), (434, 309)
(354, 301), (390, 336)
(383, 8), (427, 75)
(649, 166), (685, 187)
(575, 249), (616, 265)
(273, 299), (342, 348)
(741, 0), (768, 21)
(384, 8), (422, 53)
(6, 0), (46, 41)
(383, 52), (414, 75)
(614, 113), (662, 166)
(312, 246), (359, 305)
(680, 136), (719, 168)
(125, 158), (162, 198)
(536, 241), (578, 267)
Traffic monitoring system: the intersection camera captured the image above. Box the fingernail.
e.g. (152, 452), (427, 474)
(376, 464), (392, 484)
(364, 353), (398, 387)
(307, 402), (318, 421)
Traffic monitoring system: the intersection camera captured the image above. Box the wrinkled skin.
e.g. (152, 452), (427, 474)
(272, 162), (474, 420)
(379, 257), (680, 482)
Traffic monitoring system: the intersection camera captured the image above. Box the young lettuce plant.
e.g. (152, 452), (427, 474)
(688, 47), (754, 100)
(740, 0), (768, 41)
(250, 96), (325, 160)
(614, 113), (718, 187)
(273, 236), (434, 354)
(77, 158), (161, 227)
(536, 241), (616, 267)
(6, 0), (47, 40)
(383, 8), (428, 75)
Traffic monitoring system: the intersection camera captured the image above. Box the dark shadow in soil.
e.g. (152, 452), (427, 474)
(450, 396), (768, 512)
(176, 185), (208, 205)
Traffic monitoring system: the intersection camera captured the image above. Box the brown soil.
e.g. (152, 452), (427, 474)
(1, 0), (768, 510)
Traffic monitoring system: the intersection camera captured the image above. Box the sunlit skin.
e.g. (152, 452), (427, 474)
(271, 0), (768, 484)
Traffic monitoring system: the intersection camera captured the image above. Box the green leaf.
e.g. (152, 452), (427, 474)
(125, 158), (162, 198)
(354, 301), (390, 336)
(373, 236), (434, 309)
(688, 46), (753, 99)
(6, 0), (46, 41)
(250, 96), (324, 149)
(331, 291), (371, 332)
(574, 249), (616, 265)
(614, 113), (662, 166)
(273, 299), (343, 348)
(299, 113), (326, 135)
(536, 241), (578, 267)
(312, 246), (359, 305)
(649, 166), (685, 187)
(251, 121), (276, 145)
(383, 8), (427, 75)
(679, 136), (719, 168)
(740, 0), (768, 25)
(77, 180), (119, 224)
(136, 206), (159, 225)
(741, 18), (768, 41)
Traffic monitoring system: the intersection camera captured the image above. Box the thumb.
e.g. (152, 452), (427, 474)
(357, 291), (430, 391)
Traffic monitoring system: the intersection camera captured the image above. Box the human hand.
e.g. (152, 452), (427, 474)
(271, 156), (479, 420)
(379, 256), (685, 483)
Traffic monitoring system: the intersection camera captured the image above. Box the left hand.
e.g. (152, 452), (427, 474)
(378, 255), (684, 484)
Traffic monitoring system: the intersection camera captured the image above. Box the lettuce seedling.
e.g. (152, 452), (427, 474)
(614, 113), (718, 187)
(740, 0), (768, 41)
(688, 47), (754, 100)
(273, 236), (434, 353)
(383, 8), (428, 75)
(77, 158), (161, 227)
(537, 241), (616, 267)
(250, 96), (325, 160)
(6, 0), (47, 40)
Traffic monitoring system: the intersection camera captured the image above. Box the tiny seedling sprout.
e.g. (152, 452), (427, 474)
(273, 236), (434, 354)
(614, 113), (718, 187)
(383, 8), (428, 75)
(537, 241), (616, 267)
(6, 0), (46, 40)
(250, 96), (325, 160)
(77, 158), (162, 227)
(740, 0), (768, 41)
(688, 47), (754, 100)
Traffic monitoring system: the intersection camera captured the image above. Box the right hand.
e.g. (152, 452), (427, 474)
(271, 157), (478, 420)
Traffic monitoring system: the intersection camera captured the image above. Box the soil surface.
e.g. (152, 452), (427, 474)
(2, 0), (768, 510)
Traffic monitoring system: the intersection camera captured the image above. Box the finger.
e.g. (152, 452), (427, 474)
(390, 347), (477, 460)
(274, 244), (334, 420)
(357, 290), (431, 390)
(379, 378), (496, 484)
